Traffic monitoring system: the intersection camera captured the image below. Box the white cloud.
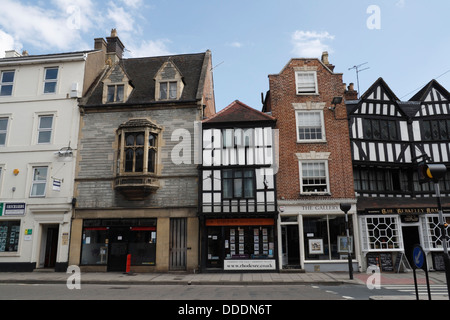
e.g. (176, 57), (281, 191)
(126, 39), (172, 58)
(0, 0), (89, 52)
(0, 30), (21, 58)
(228, 42), (243, 48)
(107, 2), (135, 33)
(396, 0), (406, 8)
(291, 30), (335, 58)
(120, 0), (143, 8)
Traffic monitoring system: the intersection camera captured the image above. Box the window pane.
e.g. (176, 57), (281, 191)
(0, 85), (13, 96)
(44, 82), (57, 93)
(126, 133), (135, 146)
(136, 133), (144, 146)
(81, 228), (108, 265)
(169, 82), (177, 99)
(135, 148), (144, 172)
(0, 133), (5, 145)
(39, 116), (53, 129)
(45, 68), (58, 80)
(223, 179), (232, 198)
(116, 85), (124, 102)
(0, 118), (8, 131)
(107, 86), (115, 102)
(125, 149), (134, 172)
(148, 134), (156, 147)
(233, 176), (242, 197)
(160, 82), (167, 99)
(148, 149), (156, 173)
(34, 167), (48, 180)
(2, 71), (14, 83)
(38, 131), (52, 144)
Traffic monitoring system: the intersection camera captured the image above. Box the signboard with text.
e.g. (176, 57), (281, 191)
(0, 203), (26, 216)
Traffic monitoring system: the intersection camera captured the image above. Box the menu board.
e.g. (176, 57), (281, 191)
(366, 252), (394, 272)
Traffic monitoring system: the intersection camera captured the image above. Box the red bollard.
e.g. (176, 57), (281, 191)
(126, 254), (131, 274)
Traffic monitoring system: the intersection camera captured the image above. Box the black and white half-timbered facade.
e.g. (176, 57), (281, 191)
(347, 78), (450, 271)
(199, 100), (278, 272)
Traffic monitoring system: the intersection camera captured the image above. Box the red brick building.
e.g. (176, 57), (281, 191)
(263, 52), (360, 272)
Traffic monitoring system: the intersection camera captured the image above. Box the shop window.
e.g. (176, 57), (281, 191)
(360, 215), (402, 251)
(425, 215), (450, 250)
(80, 220), (157, 266)
(0, 220), (20, 252)
(224, 226), (275, 260)
(303, 215), (355, 260)
(81, 227), (108, 265)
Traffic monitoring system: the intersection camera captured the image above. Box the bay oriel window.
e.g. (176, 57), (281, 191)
(115, 119), (161, 200)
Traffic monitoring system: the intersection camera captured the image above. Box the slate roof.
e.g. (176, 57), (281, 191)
(203, 100), (276, 126)
(82, 51), (209, 106)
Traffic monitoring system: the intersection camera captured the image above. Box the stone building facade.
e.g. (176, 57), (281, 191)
(68, 31), (215, 272)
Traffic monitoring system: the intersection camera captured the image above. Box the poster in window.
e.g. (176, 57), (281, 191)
(308, 239), (324, 254)
(337, 236), (353, 253)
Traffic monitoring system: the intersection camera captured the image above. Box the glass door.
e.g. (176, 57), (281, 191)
(206, 228), (222, 268)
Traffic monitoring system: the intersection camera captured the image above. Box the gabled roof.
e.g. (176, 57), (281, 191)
(82, 51), (209, 106)
(409, 79), (450, 102)
(202, 100), (276, 125)
(360, 77), (400, 101)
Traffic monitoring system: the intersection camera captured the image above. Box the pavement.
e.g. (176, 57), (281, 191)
(0, 269), (448, 300)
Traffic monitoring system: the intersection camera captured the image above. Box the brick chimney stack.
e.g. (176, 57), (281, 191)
(344, 83), (358, 100)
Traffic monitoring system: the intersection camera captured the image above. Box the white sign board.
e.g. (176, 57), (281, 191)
(224, 260), (276, 271)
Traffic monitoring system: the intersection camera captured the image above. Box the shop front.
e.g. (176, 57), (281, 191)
(80, 219), (157, 272)
(358, 206), (450, 272)
(278, 201), (361, 272)
(202, 218), (277, 271)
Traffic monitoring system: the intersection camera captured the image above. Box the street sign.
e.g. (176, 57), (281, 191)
(413, 246), (425, 270)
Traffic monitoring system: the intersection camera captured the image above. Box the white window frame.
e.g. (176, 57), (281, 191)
(295, 71), (318, 95)
(30, 166), (49, 197)
(0, 70), (15, 97)
(295, 110), (326, 143)
(0, 116), (9, 147)
(298, 160), (330, 195)
(0, 166), (3, 196)
(37, 114), (54, 144)
(359, 215), (403, 252)
(43, 67), (59, 94)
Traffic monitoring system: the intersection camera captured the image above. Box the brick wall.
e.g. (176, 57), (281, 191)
(268, 58), (355, 200)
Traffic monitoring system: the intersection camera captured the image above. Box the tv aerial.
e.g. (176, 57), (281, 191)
(348, 62), (370, 98)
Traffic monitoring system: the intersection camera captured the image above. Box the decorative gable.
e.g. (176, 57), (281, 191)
(154, 60), (184, 101)
(102, 63), (133, 104)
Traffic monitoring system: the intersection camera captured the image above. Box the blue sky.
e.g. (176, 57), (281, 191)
(1, 0), (450, 110)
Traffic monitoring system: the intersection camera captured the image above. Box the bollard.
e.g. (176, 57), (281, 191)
(126, 254), (131, 274)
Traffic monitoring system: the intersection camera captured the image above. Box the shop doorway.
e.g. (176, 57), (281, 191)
(402, 226), (420, 267)
(43, 225), (59, 268)
(107, 227), (129, 272)
(206, 228), (223, 269)
(170, 218), (187, 271)
(281, 225), (300, 269)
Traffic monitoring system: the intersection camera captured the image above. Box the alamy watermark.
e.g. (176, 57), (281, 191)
(367, 5), (381, 30)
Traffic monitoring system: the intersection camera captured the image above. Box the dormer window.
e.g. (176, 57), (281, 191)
(155, 61), (184, 101)
(107, 84), (124, 102)
(102, 64), (132, 104)
(160, 81), (177, 100)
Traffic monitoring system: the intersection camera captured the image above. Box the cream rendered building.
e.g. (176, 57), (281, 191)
(0, 49), (104, 271)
